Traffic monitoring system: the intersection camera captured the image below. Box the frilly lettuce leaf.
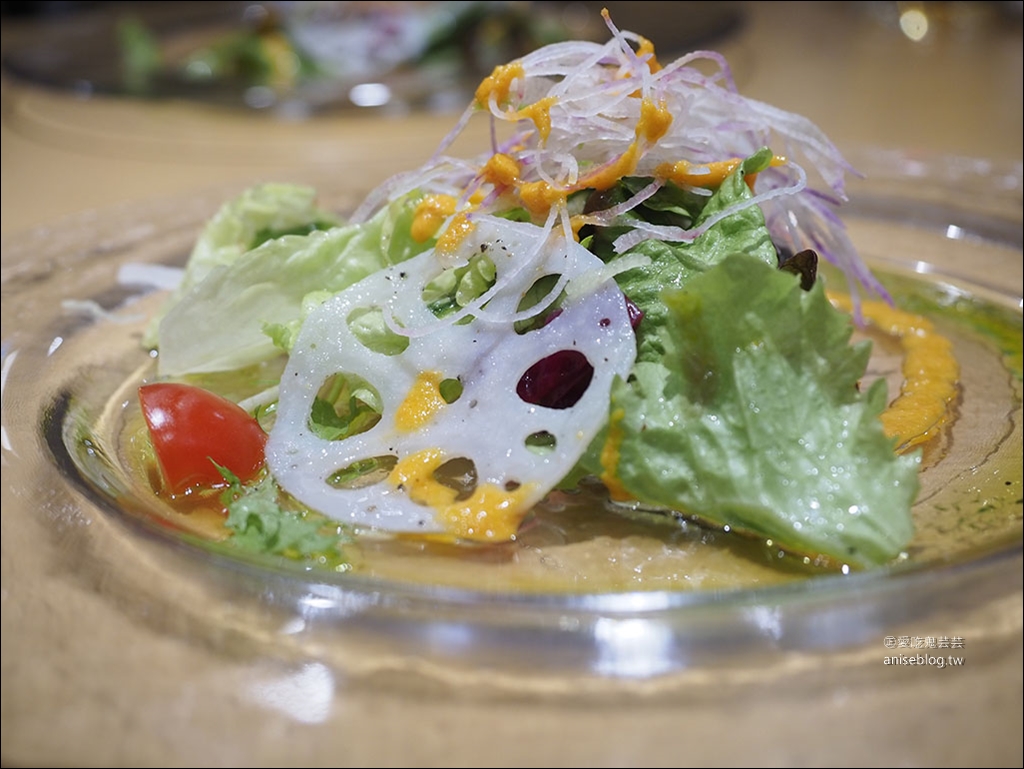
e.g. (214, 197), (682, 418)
(615, 149), (778, 364)
(154, 190), (431, 376)
(570, 150), (777, 479)
(218, 467), (350, 567)
(607, 253), (919, 567)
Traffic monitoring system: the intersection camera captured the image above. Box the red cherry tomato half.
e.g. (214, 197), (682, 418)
(138, 382), (267, 494)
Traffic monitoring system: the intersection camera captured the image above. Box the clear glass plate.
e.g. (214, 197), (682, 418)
(2, 149), (1021, 765)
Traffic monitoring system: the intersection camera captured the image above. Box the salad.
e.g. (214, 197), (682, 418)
(136, 10), (952, 575)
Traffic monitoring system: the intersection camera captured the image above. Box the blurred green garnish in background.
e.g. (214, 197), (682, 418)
(115, 2), (575, 108)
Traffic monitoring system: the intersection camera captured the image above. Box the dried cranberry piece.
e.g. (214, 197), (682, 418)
(516, 350), (594, 409)
(625, 296), (644, 328)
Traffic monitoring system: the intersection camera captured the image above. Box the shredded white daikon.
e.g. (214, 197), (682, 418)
(351, 10), (886, 316)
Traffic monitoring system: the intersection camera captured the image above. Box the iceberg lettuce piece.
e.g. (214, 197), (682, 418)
(156, 190), (430, 376)
(607, 253), (919, 567)
(184, 183), (340, 284)
(143, 183), (339, 348)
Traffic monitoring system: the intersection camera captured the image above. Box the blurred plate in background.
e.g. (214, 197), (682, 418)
(0, 1), (744, 117)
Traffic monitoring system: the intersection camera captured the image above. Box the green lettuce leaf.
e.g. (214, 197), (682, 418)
(612, 149), (778, 363)
(572, 150), (777, 477)
(608, 253), (919, 567)
(219, 469), (350, 566)
(155, 190), (431, 376)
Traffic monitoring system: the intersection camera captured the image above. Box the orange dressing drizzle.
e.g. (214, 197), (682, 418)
(829, 293), (960, 450)
(481, 153), (522, 188)
(514, 96), (557, 143)
(434, 211), (477, 260)
(411, 194), (458, 243)
(475, 61), (525, 108)
(519, 180), (568, 217)
(578, 97), (672, 191)
(388, 448), (532, 542)
(393, 371), (446, 432)
(634, 35), (662, 73)
(656, 155), (788, 191)
(510, 95), (675, 221)
(599, 407), (632, 501)
(638, 96), (672, 143)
